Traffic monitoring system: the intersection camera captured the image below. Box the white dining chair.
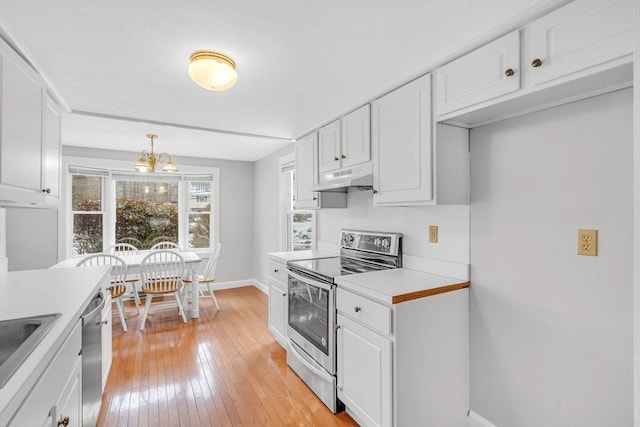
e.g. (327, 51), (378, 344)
(183, 243), (221, 311)
(117, 237), (143, 248)
(106, 243), (141, 313)
(76, 253), (131, 332)
(139, 249), (187, 330)
(150, 241), (180, 251)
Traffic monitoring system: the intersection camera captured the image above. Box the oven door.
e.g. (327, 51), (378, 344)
(287, 269), (335, 375)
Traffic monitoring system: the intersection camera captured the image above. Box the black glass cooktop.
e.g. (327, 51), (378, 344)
(287, 256), (389, 283)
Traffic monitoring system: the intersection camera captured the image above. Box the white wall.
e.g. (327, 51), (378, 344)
(317, 191), (470, 264)
(253, 144), (294, 287)
(469, 89), (633, 426)
(6, 208), (57, 271)
(60, 146), (255, 283)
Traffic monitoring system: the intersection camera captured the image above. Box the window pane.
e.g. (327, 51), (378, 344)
(292, 213), (313, 251)
(189, 213), (210, 249)
(72, 175), (102, 211)
(73, 213), (103, 255)
(115, 181), (178, 250)
(188, 182), (211, 211)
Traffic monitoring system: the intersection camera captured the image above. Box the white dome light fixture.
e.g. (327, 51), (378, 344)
(188, 50), (238, 91)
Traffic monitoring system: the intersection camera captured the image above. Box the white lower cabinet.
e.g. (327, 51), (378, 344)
(337, 314), (392, 427)
(336, 287), (469, 427)
(268, 257), (288, 347)
(8, 320), (82, 427)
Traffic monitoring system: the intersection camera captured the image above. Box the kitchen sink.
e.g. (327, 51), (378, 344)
(0, 313), (61, 388)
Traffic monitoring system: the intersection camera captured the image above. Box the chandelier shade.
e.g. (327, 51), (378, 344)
(188, 50), (237, 91)
(134, 134), (178, 173)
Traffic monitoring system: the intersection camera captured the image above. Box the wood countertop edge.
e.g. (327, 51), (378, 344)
(391, 281), (470, 304)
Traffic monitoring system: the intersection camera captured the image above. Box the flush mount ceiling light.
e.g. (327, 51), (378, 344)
(188, 50), (238, 91)
(134, 134), (178, 173)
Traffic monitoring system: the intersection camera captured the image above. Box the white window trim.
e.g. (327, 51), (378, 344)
(279, 153), (316, 252)
(60, 155), (220, 260)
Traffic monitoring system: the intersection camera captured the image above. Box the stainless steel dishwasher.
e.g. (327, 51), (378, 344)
(82, 291), (105, 427)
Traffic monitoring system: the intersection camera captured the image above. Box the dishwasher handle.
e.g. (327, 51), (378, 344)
(81, 291), (105, 323)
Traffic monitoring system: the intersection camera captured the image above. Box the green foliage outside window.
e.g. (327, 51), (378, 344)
(115, 199), (178, 249)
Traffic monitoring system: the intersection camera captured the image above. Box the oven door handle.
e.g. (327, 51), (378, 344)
(287, 269), (333, 291)
(288, 339), (334, 381)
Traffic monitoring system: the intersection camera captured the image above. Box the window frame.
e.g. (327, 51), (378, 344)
(279, 153), (316, 251)
(62, 158), (220, 259)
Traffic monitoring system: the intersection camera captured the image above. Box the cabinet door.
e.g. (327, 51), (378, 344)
(318, 120), (341, 174)
(268, 280), (287, 347)
(372, 74), (433, 205)
(56, 357), (82, 427)
(0, 53), (44, 198)
(294, 133), (320, 209)
(341, 104), (371, 168)
(337, 314), (392, 427)
(42, 95), (62, 199)
(101, 295), (113, 391)
(436, 30), (520, 116)
(527, 0), (633, 86)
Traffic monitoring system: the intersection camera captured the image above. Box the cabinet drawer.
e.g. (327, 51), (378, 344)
(337, 288), (391, 336)
(268, 259), (287, 283)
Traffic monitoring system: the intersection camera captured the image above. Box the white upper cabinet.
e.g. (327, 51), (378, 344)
(318, 104), (371, 175)
(295, 132), (320, 209)
(341, 104), (371, 168)
(0, 47), (44, 206)
(436, 30), (520, 117)
(318, 119), (341, 174)
(436, 0), (633, 127)
(372, 74), (433, 205)
(295, 132), (347, 209)
(43, 95), (62, 201)
(0, 38), (63, 207)
(526, 0), (633, 86)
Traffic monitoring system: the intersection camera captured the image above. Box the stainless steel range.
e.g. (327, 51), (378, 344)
(286, 229), (402, 413)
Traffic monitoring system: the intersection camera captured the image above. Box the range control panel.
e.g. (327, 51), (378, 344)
(341, 230), (401, 255)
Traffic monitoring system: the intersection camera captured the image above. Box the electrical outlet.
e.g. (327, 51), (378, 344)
(577, 229), (597, 256)
(429, 225), (438, 243)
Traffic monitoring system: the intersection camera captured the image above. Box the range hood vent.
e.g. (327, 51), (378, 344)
(312, 163), (373, 192)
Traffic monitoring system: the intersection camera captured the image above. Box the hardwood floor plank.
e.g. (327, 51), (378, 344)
(98, 286), (358, 427)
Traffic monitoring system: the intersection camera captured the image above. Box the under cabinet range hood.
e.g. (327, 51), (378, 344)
(311, 163), (373, 192)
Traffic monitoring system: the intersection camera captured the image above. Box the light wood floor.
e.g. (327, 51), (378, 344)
(98, 286), (358, 427)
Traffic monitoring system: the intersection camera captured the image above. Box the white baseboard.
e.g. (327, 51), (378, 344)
(468, 411), (499, 427)
(199, 279), (268, 295)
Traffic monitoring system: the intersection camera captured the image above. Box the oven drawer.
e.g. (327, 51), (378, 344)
(337, 288), (391, 336)
(268, 259), (287, 283)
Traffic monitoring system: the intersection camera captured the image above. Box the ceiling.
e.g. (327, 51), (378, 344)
(0, 0), (544, 162)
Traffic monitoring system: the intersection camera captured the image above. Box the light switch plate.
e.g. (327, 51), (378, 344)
(577, 229), (597, 256)
(429, 225), (438, 243)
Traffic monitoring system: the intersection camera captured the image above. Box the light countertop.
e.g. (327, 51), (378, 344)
(268, 250), (337, 263)
(335, 268), (470, 305)
(0, 266), (111, 418)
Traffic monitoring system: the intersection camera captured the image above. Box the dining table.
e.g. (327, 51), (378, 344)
(52, 251), (203, 319)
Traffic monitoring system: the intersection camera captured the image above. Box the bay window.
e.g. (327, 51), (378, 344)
(68, 166), (218, 256)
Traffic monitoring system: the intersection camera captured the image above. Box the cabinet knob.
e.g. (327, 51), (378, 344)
(337, 385), (343, 391)
(354, 306), (361, 313)
(312, 196), (317, 200)
(282, 292), (286, 297)
(274, 269), (279, 273)
(58, 416), (70, 426)
(372, 189), (378, 194)
(504, 68), (515, 77)
(335, 324), (341, 330)
(97, 320), (108, 326)
(341, 154), (346, 159)
(334, 156), (340, 161)
(42, 188), (51, 194)
(531, 58), (542, 68)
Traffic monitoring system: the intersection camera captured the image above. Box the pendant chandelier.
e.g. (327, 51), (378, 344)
(134, 134), (178, 173)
